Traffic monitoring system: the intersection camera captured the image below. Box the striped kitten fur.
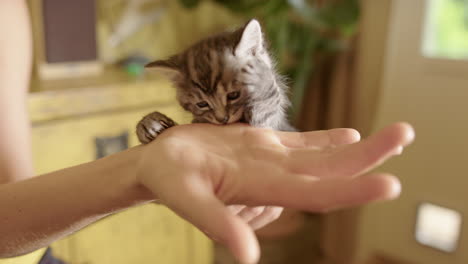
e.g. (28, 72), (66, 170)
(137, 19), (295, 144)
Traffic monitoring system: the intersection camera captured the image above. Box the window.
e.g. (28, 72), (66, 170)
(422, 0), (468, 60)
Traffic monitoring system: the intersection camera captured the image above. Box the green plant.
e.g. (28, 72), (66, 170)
(179, 0), (360, 121)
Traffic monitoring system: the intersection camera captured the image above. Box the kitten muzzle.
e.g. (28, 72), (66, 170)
(215, 116), (230, 124)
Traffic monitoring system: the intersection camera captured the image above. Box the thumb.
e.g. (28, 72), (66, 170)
(164, 176), (260, 264)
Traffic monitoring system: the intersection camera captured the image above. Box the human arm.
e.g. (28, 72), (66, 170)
(0, 122), (414, 262)
(0, 0), (34, 184)
(0, 0), (151, 257)
(0, 0), (150, 257)
(0, 146), (154, 257)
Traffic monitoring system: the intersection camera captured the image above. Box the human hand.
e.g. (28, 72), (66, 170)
(136, 122), (414, 264)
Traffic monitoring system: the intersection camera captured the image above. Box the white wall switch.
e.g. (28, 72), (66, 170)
(415, 202), (462, 252)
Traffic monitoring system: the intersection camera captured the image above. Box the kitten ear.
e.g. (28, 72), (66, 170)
(235, 19), (272, 67)
(145, 58), (181, 79)
(235, 19), (264, 57)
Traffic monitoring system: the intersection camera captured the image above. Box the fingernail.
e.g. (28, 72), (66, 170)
(389, 180), (402, 199)
(401, 122), (415, 146)
(392, 146), (404, 155)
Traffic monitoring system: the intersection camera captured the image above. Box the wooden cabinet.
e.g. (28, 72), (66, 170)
(1, 77), (212, 264)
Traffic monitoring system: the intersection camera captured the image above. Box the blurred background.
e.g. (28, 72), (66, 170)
(6, 0), (468, 263)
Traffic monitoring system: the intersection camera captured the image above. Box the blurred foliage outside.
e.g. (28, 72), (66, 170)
(423, 0), (468, 59)
(179, 0), (360, 121)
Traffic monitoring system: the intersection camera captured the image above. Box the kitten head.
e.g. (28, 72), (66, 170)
(146, 19), (276, 125)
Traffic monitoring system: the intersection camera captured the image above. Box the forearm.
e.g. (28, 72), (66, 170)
(0, 0), (34, 183)
(0, 146), (155, 258)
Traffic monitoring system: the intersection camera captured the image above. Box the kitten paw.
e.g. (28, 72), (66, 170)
(136, 112), (177, 144)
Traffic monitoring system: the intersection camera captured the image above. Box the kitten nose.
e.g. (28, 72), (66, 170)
(216, 116), (229, 124)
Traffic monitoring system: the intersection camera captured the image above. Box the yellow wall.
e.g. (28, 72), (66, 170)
(1, 2), (242, 264)
(97, 0), (243, 63)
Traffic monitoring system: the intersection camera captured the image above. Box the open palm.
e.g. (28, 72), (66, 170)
(137, 122), (414, 264)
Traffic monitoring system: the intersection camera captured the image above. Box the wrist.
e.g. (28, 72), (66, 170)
(103, 146), (156, 208)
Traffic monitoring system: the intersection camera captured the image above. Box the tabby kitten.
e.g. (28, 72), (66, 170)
(136, 19), (295, 144)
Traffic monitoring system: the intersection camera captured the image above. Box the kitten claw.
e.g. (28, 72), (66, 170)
(136, 112), (178, 144)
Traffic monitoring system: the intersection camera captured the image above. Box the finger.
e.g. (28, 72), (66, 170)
(274, 128), (361, 148)
(288, 122), (415, 177)
(248, 206), (283, 230)
(237, 206), (266, 222)
(228, 205), (246, 215)
(243, 166), (401, 212)
(311, 173), (402, 211)
(164, 176), (259, 264)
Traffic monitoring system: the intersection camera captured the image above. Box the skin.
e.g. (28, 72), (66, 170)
(138, 122), (413, 263)
(0, 1), (415, 264)
(0, 0), (33, 184)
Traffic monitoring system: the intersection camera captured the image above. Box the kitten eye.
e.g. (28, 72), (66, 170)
(227, 91), (240, 101)
(196, 101), (209, 108)
(191, 80), (203, 89)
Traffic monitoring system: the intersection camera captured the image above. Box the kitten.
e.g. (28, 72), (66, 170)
(136, 19), (295, 144)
